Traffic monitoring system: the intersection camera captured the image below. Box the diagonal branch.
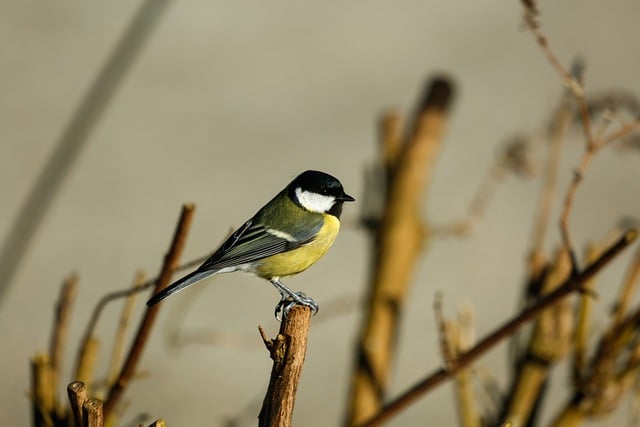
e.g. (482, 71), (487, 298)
(103, 204), (195, 417)
(356, 229), (637, 427)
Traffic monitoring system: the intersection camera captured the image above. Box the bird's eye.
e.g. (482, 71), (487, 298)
(320, 187), (329, 194)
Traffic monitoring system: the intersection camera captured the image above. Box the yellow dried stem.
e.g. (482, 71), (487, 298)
(75, 337), (100, 388)
(49, 273), (78, 413)
(573, 245), (599, 377)
(347, 77), (454, 426)
(452, 305), (479, 427)
(107, 271), (146, 386)
(31, 353), (55, 427)
(505, 249), (572, 424)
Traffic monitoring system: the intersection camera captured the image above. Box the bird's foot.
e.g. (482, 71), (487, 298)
(274, 291), (319, 321)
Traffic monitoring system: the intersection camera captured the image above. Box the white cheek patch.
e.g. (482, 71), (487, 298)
(295, 187), (335, 213)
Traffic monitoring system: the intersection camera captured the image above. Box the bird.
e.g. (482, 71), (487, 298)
(146, 170), (354, 319)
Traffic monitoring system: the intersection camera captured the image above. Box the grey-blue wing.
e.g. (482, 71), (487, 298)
(196, 218), (317, 273)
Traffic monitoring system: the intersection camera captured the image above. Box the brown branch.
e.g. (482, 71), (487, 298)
(49, 273), (78, 411)
(356, 229), (636, 427)
(82, 399), (103, 427)
(147, 420), (166, 427)
(346, 76), (455, 426)
(103, 204), (195, 417)
(258, 305), (313, 427)
(74, 255), (206, 378)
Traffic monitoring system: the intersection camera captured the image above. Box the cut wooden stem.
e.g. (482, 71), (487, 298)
(259, 305), (313, 427)
(67, 381), (87, 427)
(82, 398), (103, 427)
(103, 204), (195, 417)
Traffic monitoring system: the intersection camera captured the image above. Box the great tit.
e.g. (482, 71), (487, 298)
(146, 170), (354, 318)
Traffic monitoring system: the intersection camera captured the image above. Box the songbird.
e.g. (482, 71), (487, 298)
(147, 170), (354, 319)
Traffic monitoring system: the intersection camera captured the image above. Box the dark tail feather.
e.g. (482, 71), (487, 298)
(146, 270), (213, 307)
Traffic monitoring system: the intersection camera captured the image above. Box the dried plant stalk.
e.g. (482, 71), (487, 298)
(356, 230), (636, 427)
(147, 420), (166, 427)
(67, 381), (87, 427)
(505, 249), (572, 424)
(258, 305), (313, 427)
(74, 337), (100, 388)
(31, 353), (55, 427)
(347, 76), (455, 426)
(450, 306), (479, 427)
(82, 399), (103, 427)
(107, 271), (146, 386)
(103, 204), (195, 417)
(49, 273), (78, 411)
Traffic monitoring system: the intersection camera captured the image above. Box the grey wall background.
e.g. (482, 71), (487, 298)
(1, 1), (639, 425)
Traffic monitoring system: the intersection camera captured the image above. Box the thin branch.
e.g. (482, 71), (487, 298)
(107, 271), (146, 387)
(49, 273), (78, 411)
(74, 256), (206, 375)
(258, 305), (313, 427)
(356, 229), (636, 427)
(103, 204), (195, 417)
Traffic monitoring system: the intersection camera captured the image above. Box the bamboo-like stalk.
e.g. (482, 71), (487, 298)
(346, 76), (455, 426)
(504, 249), (572, 424)
(258, 305), (313, 427)
(67, 381), (87, 427)
(31, 353), (55, 427)
(573, 245), (599, 380)
(75, 337), (100, 388)
(103, 204), (195, 417)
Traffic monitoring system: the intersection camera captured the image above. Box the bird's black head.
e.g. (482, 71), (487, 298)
(288, 170), (355, 218)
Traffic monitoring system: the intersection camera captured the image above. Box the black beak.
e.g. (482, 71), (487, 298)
(338, 193), (355, 202)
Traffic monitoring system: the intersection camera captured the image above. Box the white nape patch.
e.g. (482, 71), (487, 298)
(266, 228), (297, 242)
(295, 187), (335, 213)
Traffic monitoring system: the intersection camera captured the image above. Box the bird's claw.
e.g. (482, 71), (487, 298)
(274, 291), (319, 321)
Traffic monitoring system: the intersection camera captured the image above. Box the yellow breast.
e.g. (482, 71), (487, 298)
(255, 214), (341, 279)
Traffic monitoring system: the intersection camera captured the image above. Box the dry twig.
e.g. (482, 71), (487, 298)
(103, 204), (195, 417)
(356, 229), (636, 427)
(258, 305), (313, 427)
(49, 274), (78, 412)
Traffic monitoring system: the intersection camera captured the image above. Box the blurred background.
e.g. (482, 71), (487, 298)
(1, 1), (639, 425)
